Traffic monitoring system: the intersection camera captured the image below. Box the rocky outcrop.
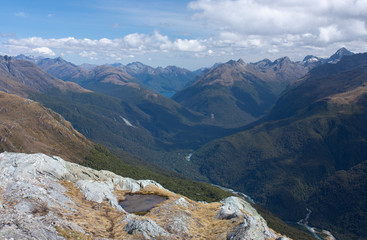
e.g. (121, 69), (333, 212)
(217, 197), (278, 239)
(123, 216), (169, 239)
(0, 152), (288, 239)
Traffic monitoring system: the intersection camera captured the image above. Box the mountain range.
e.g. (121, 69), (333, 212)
(2, 47), (366, 239)
(190, 52), (367, 239)
(1, 54), (235, 180)
(0, 74), (312, 239)
(173, 57), (308, 127)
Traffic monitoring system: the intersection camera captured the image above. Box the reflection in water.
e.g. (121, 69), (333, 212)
(119, 194), (168, 213)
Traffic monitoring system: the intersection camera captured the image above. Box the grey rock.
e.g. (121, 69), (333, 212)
(218, 197), (278, 239)
(217, 197), (259, 220)
(0, 152), (285, 239)
(75, 180), (124, 211)
(227, 214), (277, 240)
(165, 214), (190, 235)
(13, 201), (34, 214)
(0, 211), (65, 240)
(173, 197), (191, 208)
(138, 179), (164, 189)
(0, 152), (167, 210)
(124, 217), (170, 239)
(216, 203), (242, 220)
(0, 225), (31, 240)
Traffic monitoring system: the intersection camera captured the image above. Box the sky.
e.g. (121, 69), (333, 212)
(1, 0), (367, 70)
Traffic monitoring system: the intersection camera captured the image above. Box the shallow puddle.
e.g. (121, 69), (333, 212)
(119, 194), (168, 213)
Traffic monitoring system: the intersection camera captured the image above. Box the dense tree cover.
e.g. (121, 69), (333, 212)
(30, 88), (234, 168)
(308, 161), (367, 239)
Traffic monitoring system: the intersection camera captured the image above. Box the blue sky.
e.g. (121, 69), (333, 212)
(1, 0), (367, 70)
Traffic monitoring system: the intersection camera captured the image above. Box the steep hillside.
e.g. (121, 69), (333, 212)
(173, 57), (306, 127)
(191, 53), (367, 239)
(0, 55), (234, 178)
(0, 89), (234, 203)
(0, 87), (310, 239)
(0, 91), (92, 163)
(173, 48), (354, 128)
(23, 56), (231, 152)
(308, 161), (367, 239)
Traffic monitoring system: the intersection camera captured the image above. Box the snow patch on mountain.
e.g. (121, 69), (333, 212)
(120, 115), (136, 128)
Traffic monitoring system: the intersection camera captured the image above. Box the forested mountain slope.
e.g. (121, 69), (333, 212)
(191, 53), (367, 239)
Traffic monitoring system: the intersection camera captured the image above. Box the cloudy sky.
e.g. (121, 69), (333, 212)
(1, 0), (367, 69)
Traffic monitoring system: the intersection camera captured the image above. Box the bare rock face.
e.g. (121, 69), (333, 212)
(227, 214), (278, 240)
(217, 197), (278, 240)
(0, 152), (287, 239)
(123, 217), (169, 239)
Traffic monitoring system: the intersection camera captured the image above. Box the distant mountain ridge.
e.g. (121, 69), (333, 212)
(120, 62), (197, 97)
(173, 48), (354, 128)
(0, 55), (88, 97)
(15, 55), (198, 97)
(173, 56), (307, 127)
(14, 47), (353, 98)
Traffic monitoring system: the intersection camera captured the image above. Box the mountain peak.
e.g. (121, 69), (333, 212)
(303, 55), (321, 63)
(335, 47), (353, 56)
(237, 58), (245, 64)
(54, 56), (66, 64)
(328, 47), (354, 63)
(226, 59), (246, 67)
(274, 56), (291, 64)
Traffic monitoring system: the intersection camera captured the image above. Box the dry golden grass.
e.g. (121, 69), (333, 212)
(60, 181), (240, 239)
(327, 86), (367, 104)
(61, 180), (128, 239)
(59, 181), (281, 239)
(56, 227), (93, 240)
(0, 91), (93, 163)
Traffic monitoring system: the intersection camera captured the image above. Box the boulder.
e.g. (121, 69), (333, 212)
(227, 214), (278, 240)
(124, 217), (170, 239)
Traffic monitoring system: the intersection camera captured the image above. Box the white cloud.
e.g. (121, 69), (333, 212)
(188, 0), (367, 54)
(2, 32), (209, 61)
(173, 39), (206, 52)
(79, 51), (97, 58)
(319, 25), (342, 42)
(2, 0), (367, 68)
(14, 12), (26, 17)
(31, 47), (55, 56)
